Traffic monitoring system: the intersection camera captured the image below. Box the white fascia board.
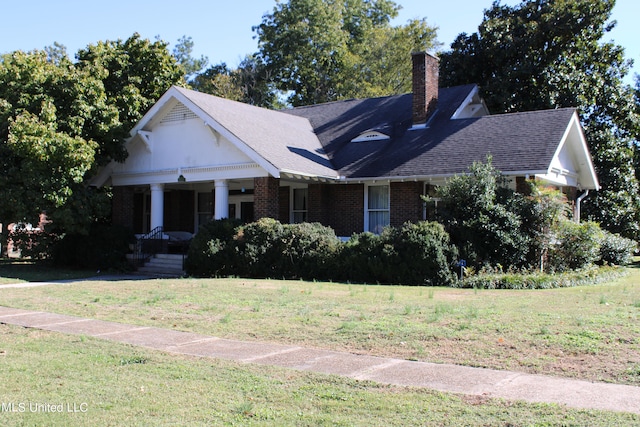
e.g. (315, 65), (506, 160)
(450, 85), (490, 120)
(551, 112), (600, 190)
(338, 170), (548, 184)
(129, 87), (182, 136)
(170, 90), (282, 179)
(281, 169), (341, 182)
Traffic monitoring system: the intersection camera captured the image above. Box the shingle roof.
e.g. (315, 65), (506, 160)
(285, 86), (577, 180)
(150, 85), (586, 185)
(174, 87), (339, 178)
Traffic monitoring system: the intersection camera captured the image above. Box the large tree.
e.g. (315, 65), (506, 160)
(0, 34), (185, 235)
(191, 55), (282, 109)
(172, 35), (209, 82)
(76, 33), (184, 164)
(440, 0), (640, 240)
(0, 50), (117, 233)
(254, 0), (438, 106)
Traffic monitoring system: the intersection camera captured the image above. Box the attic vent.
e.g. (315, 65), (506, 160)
(161, 102), (198, 123)
(351, 131), (390, 143)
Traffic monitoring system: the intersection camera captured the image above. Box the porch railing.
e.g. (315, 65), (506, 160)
(131, 226), (167, 267)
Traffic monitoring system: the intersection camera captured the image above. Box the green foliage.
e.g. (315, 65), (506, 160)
(191, 56), (282, 109)
(547, 221), (604, 272)
(430, 157), (624, 275)
(51, 224), (135, 271)
(440, 0), (640, 240)
(254, 0), (438, 106)
(7, 228), (58, 260)
(0, 33), (185, 239)
(0, 50), (116, 230)
(457, 265), (624, 290)
(433, 158), (531, 269)
(235, 218), (340, 280)
(185, 218), (244, 278)
(185, 218), (457, 286)
(342, 222), (458, 286)
(598, 230), (637, 266)
(172, 35), (208, 81)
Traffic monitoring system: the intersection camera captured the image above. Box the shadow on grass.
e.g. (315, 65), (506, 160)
(627, 257), (640, 269)
(0, 258), (97, 283)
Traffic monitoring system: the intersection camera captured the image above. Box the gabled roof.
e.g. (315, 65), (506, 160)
(131, 86), (339, 179)
(103, 83), (598, 190)
(285, 86), (599, 189)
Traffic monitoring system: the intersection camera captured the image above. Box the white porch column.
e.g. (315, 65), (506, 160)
(214, 179), (229, 219)
(150, 183), (165, 231)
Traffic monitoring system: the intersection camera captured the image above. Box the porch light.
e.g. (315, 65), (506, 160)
(178, 174), (186, 182)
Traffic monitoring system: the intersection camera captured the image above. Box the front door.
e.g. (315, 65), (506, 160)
(241, 202), (254, 223)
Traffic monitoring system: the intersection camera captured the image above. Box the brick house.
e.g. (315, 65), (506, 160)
(92, 52), (599, 239)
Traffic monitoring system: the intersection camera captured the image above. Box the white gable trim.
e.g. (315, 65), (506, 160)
(111, 162), (265, 186)
(451, 85), (490, 119)
(545, 112), (600, 190)
(131, 87), (282, 179)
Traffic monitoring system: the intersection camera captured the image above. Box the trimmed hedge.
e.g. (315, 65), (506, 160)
(455, 265), (627, 290)
(340, 222), (458, 286)
(185, 219), (458, 285)
(185, 218), (632, 287)
(185, 218), (243, 277)
(234, 218), (341, 280)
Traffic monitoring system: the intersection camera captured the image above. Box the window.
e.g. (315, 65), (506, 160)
(292, 188), (308, 223)
(366, 185), (389, 233)
(197, 191), (213, 227)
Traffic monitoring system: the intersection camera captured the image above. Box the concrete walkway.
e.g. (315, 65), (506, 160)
(1, 305), (640, 415)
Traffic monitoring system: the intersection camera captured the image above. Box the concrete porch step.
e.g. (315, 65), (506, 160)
(134, 253), (186, 278)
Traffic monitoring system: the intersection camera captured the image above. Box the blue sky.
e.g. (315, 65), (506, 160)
(0, 0), (637, 82)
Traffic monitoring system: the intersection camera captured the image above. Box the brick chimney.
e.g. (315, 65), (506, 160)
(412, 51), (439, 126)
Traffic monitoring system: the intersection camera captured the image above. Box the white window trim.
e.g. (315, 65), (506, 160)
(364, 183), (390, 233)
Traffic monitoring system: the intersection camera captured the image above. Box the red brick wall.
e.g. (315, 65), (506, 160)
(412, 52), (439, 125)
(112, 186), (135, 230)
(390, 181), (424, 227)
(308, 184), (328, 225)
(307, 183), (364, 236)
(254, 177), (280, 220)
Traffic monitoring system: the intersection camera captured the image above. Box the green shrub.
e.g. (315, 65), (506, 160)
(234, 218), (287, 278)
(7, 228), (58, 260)
(185, 218), (243, 277)
(235, 219), (340, 280)
(340, 232), (388, 284)
(379, 222), (458, 286)
(457, 265), (625, 289)
(51, 224), (135, 271)
(598, 231), (637, 266)
(340, 221), (458, 286)
(281, 222), (341, 280)
(547, 221), (603, 272)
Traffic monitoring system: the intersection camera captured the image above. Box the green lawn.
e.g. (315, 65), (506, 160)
(0, 260), (639, 425)
(0, 259), (96, 284)
(0, 325), (637, 426)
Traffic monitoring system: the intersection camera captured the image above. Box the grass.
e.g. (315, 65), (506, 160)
(0, 325), (637, 426)
(0, 259), (640, 424)
(0, 259), (96, 284)
(2, 269), (639, 385)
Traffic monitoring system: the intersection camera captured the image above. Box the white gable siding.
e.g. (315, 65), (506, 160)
(110, 112), (267, 186)
(537, 116), (598, 189)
